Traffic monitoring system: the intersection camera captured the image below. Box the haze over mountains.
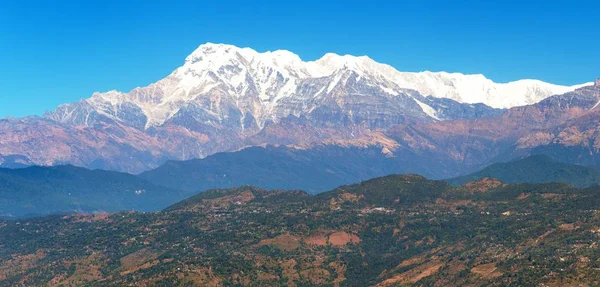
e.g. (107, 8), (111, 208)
(0, 43), (597, 179)
(138, 145), (406, 193)
(0, 165), (189, 218)
(5, 151), (600, 218)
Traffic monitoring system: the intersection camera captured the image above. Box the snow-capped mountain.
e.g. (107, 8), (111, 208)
(3, 43), (596, 174)
(47, 43), (586, 131)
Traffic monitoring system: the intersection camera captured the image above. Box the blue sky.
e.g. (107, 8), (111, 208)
(1, 0), (598, 117)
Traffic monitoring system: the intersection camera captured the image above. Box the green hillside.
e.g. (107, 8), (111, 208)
(448, 155), (600, 187)
(2, 175), (600, 286)
(139, 145), (407, 193)
(0, 165), (188, 217)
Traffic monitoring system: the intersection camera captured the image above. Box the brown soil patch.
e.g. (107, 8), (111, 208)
(328, 232), (360, 246)
(304, 233), (327, 246)
(304, 231), (360, 247)
(462, 178), (504, 192)
(542, 193), (561, 199)
(397, 255), (427, 268)
(304, 234), (328, 246)
(445, 259), (468, 276)
(119, 248), (159, 275)
(52, 253), (107, 286)
(329, 192), (364, 209)
(208, 190), (256, 208)
(300, 268), (331, 285)
(542, 277), (591, 287)
(338, 192), (363, 202)
(257, 272), (280, 282)
(471, 263), (501, 278)
(329, 262), (346, 287)
(376, 261), (444, 286)
(72, 213), (111, 223)
(121, 260), (159, 276)
(0, 250), (46, 281)
(232, 273), (251, 286)
(414, 236), (435, 247)
(407, 263), (444, 283)
(517, 193), (530, 200)
(517, 229), (555, 252)
(298, 255), (327, 270)
(281, 259), (300, 286)
(535, 229), (555, 243)
(258, 234), (301, 251)
(559, 223), (578, 231)
(182, 267), (223, 287)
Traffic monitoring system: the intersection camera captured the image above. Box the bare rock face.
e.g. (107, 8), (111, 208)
(0, 43), (594, 175)
(387, 85), (600, 175)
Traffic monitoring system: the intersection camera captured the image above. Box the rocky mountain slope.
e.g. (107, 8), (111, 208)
(0, 43), (594, 176)
(46, 43), (585, 131)
(386, 84), (600, 176)
(3, 175), (600, 286)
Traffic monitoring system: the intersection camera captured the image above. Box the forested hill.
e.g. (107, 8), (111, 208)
(2, 175), (600, 286)
(448, 155), (600, 187)
(0, 165), (188, 217)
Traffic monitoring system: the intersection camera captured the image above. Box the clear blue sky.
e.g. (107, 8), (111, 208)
(1, 0), (598, 117)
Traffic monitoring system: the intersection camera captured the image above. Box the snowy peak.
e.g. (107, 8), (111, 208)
(163, 43), (590, 110)
(183, 44), (393, 80)
(47, 42), (590, 130)
(310, 53), (375, 75)
(183, 43), (308, 77)
(184, 43), (252, 64)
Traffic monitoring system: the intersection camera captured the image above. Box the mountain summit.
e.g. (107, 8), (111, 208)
(1, 43), (596, 174)
(47, 43), (585, 130)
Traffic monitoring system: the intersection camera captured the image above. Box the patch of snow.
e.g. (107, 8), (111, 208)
(414, 99), (439, 120)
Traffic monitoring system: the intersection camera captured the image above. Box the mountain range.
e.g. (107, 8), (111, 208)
(0, 43), (596, 178)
